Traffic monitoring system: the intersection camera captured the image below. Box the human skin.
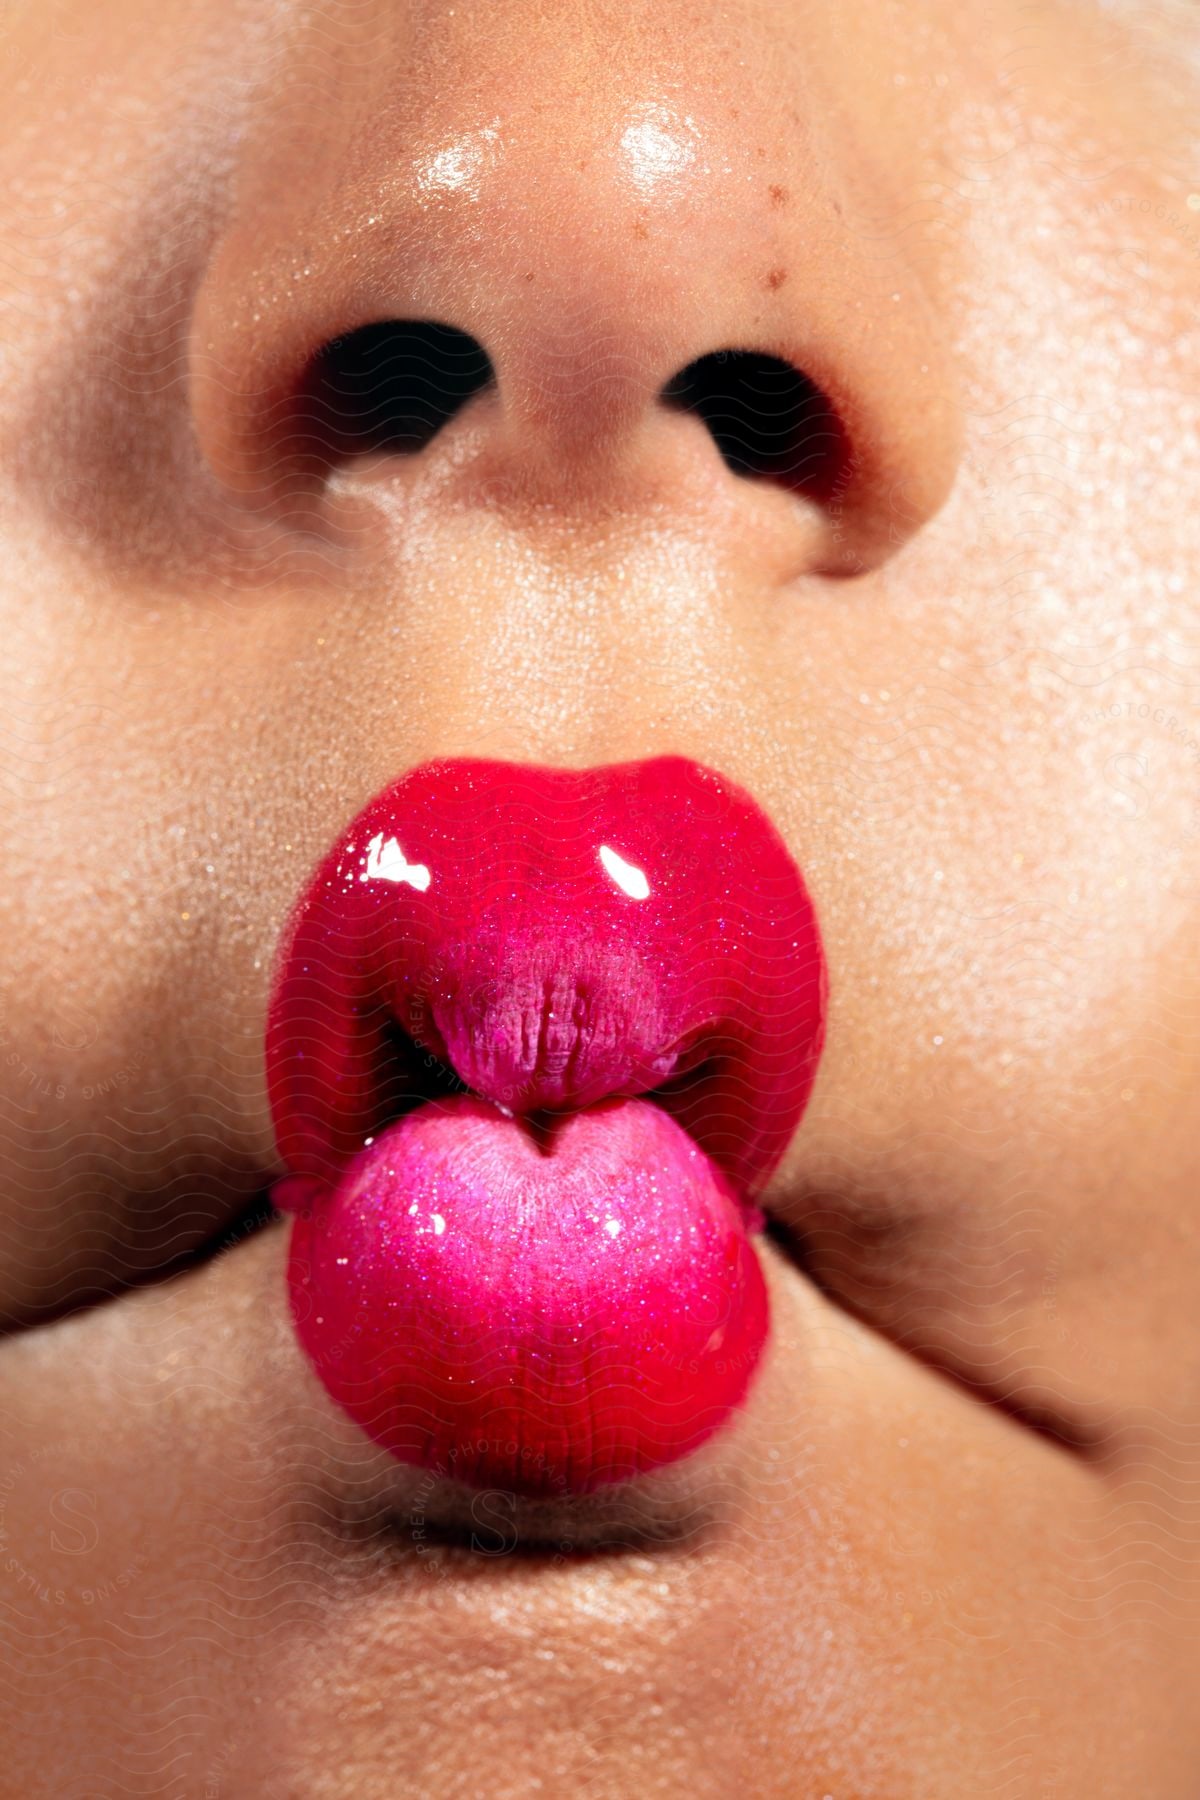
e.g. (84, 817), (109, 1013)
(0, 0), (1197, 1793)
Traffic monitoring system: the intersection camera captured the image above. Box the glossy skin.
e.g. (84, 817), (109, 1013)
(0, 1), (1198, 1796)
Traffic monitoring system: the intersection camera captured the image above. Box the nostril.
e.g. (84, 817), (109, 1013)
(662, 351), (845, 504)
(297, 320), (494, 466)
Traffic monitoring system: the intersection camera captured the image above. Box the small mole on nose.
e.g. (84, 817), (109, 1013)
(765, 267), (788, 291)
(769, 184), (789, 208)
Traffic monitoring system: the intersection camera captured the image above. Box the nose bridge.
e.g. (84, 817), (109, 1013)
(190, 0), (962, 575)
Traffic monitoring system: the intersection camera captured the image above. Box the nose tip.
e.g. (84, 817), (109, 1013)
(190, 40), (962, 578)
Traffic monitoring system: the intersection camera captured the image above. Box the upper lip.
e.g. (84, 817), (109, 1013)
(266, 753), (827, 1200)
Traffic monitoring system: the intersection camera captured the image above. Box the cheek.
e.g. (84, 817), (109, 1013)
(0, 605), (293, 1315)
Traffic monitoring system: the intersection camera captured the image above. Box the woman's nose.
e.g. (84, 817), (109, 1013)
(189, 7), (963, 580)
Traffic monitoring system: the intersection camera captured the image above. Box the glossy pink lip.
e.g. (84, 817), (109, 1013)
(267, 757), (826, 1496)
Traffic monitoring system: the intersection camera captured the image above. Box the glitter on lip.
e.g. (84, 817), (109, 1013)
(268, 756), (826, 1496)
(286, 1095), (770, 1495)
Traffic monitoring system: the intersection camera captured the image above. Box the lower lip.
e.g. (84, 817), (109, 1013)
(268, 757), (825, 1497)
(282, 1095), (768, 1497)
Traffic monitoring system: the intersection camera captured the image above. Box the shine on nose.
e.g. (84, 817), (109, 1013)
(190, 6), (963, 580)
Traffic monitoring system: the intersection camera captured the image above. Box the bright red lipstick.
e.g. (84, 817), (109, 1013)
(268, 757), (825, 1495)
